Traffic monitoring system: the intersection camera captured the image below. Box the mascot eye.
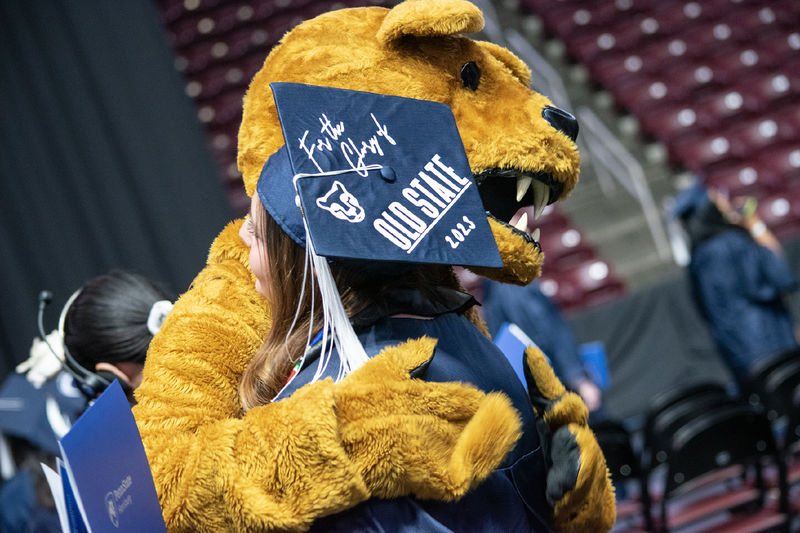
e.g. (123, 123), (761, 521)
(460, 62), (481, 91)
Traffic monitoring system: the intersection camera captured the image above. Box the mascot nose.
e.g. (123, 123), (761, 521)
(542, 106), (579, 142)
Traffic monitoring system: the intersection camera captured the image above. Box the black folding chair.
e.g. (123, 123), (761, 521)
(659, 404), (789, 532)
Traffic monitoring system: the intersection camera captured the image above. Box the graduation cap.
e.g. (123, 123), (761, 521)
(256, 83), (501, 393)
(0, 372), (86, 456)
(257, 83), (501, 268)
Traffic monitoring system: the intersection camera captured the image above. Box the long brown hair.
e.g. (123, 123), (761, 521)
(239, 198), (459, 411)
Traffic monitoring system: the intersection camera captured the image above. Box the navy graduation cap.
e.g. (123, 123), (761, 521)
(256, 83), (502, 269)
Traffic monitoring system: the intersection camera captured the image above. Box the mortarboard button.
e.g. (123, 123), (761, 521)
(379, 166), (397, 183)
(259, 83), (503, 269)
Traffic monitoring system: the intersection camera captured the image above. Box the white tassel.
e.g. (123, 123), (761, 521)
(271, 167), (378, 401)
(306, 220), (370, 379)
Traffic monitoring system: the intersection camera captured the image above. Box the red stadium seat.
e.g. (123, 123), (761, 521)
(587, 52), (649, 92)
(158, 0), (226, 25)
(179, 41), (217, 74)
(537, 273), (584, 312)
(567, 12), (666, 63)
(734, 69), (800, 111)
(756, 144), (800, 183)
(692, 88), (762, 131)
(704, 46), (771, 86)
(755, 191), (800, 240)
(726, 116), (787, 159)
(589, 32), (695, 87)
(198, 89), (244, 128)
(217, 27), (267, 63)
(637, 102), (699, 143)
(168, 4), (244, 47)
(656, 60), (723, 99)
(771, 103), (800, 139)
(709, 5), (786, 43)
(187, 64), (246, 101)
(543, 259), (626, 312)
(755, 30), (800, 60)
(538, 227), (596, 270)
(669, 132), (733, 171)
(704, 161), (781, 199)
(610, 78), (678, 116)
(609, 61), (722, 113)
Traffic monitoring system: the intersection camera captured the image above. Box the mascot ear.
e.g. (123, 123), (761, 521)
(477, 41), (532, 88)
(377, 0), (484, 45)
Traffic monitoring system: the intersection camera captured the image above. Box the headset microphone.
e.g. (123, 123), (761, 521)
(37, 290), (58, 356)
(36, 289), (113, 399)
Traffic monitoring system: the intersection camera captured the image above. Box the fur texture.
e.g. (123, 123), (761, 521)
(133, 1), (614, 531)
(134, 223), (522, 531)
(237, 0), (580, 286)
(524, 344), (616, 532)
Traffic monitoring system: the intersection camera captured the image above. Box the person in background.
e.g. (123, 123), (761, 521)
(59, 270), (174, 403)
(673, 182), (799, 389)
(0, 270), (174, 532)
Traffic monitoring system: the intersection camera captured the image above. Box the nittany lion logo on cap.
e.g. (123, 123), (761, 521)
(316, 181), (365, 223)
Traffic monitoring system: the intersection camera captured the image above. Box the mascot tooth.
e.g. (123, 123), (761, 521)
(133, 1), (615, 532)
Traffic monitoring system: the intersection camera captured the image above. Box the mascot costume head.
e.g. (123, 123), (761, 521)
(238, 0), (580, 285)
(133, 2), (614, 532)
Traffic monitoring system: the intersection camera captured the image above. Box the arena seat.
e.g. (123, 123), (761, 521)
(593, 419), (652, 532)
(736, 69), (800, 111)
(641, 382), (732, 471)
(668, 132), (732, 172)
(704, 160), (783, 199)
(745, 357), (800, 424)
(676, 20), (736, 54)
(537, 2), (623, 41)
(636, 102), (699, 143)
(199, 89), (243, 128)
(537, 273), (584, 312)
(784, 396), (800, 489)
(188, 65), (243, 100)
(609, 62), (722, 115)
(756, 144), (800, 183)
(754, 190), (800, 240)
(169, 4), (246, 47)
(656, 404), (788, 532)
(537, 226), (595, 270)
(692, 88), (763, 132)
(645, 393), (736, 475)
(542, 259), (625, 312)
(637, 380), (790, 532)
(755, 31), (800, 60)
(180, 41), (217, 74)
(703, 48), (771, 88)
(726, 116), (786, 160)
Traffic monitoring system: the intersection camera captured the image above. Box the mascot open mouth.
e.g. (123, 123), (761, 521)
(474, 167), (564, 247)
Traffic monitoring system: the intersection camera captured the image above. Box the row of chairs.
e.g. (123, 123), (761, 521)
(596, 349), (800, 532)
(155, 0), (396, 213)
(155, 0), (631, 314)
(526, 207), (626, 312)
(522, 0), (800, 243)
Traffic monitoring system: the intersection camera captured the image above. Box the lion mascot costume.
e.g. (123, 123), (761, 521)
(132, 1), (616, 531)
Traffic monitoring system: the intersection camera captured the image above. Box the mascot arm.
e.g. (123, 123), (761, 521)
(133, 221), (368, 532)
(523, 345), (616, 533)
(133, 221), (523, 531)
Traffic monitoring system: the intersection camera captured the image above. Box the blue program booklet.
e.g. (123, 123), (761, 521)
(494, 322), (537, 392)
(42, 380), (166, 532)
